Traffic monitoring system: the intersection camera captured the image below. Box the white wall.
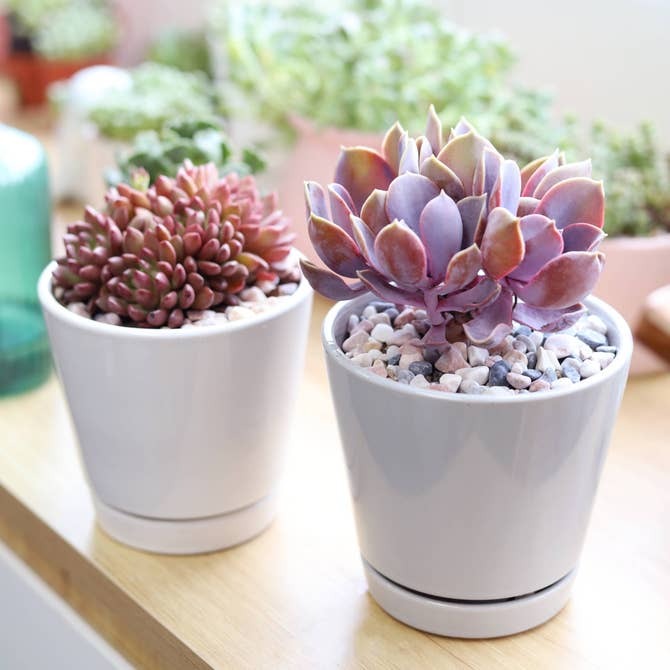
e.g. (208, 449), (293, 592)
(443, 0), (670, 146)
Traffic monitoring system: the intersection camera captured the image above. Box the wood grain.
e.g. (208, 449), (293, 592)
(1, 297), (670, 669)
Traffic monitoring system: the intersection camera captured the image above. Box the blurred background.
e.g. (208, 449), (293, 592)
(0, 0), (669, 394)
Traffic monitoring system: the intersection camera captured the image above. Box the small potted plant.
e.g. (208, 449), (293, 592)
(587, 121), (670, 374)
(38, 161), (312, 554)
(1, 0), (117, 106)
(300, 108), (632, 637)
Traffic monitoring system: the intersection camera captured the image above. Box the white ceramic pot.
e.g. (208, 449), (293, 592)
(322, 294), (632, 638)
(38, 262), (312, 554)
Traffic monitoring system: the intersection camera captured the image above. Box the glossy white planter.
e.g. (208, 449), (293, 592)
(38, 262), (312, 554)
(323, 294), (632, 637)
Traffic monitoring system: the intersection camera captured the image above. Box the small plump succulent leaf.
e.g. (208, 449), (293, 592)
(385, 173), (440, 233)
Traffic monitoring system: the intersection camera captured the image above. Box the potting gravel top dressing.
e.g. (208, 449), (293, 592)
(341, 299), (617, 396)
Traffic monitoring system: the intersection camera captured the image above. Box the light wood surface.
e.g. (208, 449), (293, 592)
(2, 105), (670, 669)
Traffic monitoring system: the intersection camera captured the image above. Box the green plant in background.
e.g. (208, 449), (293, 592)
(109, 119), (266, 185)
(585, 121), (670, 237)
(4, 0), (116, 59)
(209, 0), (568, 157)
(147, 29), (212, 76)
(88, 63), (220, 142)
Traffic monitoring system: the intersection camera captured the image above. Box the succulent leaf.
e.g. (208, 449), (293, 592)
(334, 147), (395, 211)
(419, 193), (463, 280)
(374, 220), (427, 286)
(385, 173), (440, 233)
(535, 177), (605, 229)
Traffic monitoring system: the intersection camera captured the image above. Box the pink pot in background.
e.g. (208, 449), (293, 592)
(595, 233), (670, 375)
(278, 117), (383, 264)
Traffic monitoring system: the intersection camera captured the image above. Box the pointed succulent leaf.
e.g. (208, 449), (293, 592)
(535, 178), (605, 229)
(457, 194), (487, 247)
(418, 192), (463, 280)
(419, 156), (465, 200)
(437, 130), (489, 196)
(381, 121), (404, 173)
(473, 148), (503, 198)
(399, 136), (419, 174)
(425, 104), (443, 155)
(304, 181), (329, 219)
(442, 244), (483, 293)
(299, 259), (367, 300)
(508, 214), (563, 282)
(463, 288), (514, 346)
(328, 184), (355, 236)
(489, 160), (521, 213)
(350, 215), (378, 268)
(334, 147), (395, 211)
(439, 276), (499, 312)
(385, 173), (440, 233)
(520, 155), (548, 191)
(512, 251), (605, 309)
(562, 222), (606, 252)
(480, 208), (524, 279)
(449, 117), (478, 140)
(360, 189), (389, 234)
(357, 269), (425, 307)
(308, 213), (366, 278)
(533, 160), (592, 200)
(513, 302), (586, 332)
(521, 150), (560, 197)
(417, 135), (434, 166)
(373, 220), (427, 286)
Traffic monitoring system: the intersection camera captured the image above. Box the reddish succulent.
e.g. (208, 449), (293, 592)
(301, 107), (605, 346)
(53, 161), (296, 327)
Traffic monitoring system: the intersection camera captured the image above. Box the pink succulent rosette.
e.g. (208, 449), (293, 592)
(301, 107), (605, 346)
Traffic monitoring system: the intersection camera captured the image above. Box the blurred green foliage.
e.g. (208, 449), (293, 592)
(5, 0), (116, 59)
(147, 29), (212, 76)
(88, 64), (220, 142)
(109, 119), (266, 185)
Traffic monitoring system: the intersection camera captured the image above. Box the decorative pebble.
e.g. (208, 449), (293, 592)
(529, 379), (551, 392)
(516, 334), (537, 353)
(527, 352), (537, 369)
(577, 328), (607, 350)
(94, 313), (121, 325)
(394, 308), (416, 327)
(544, 333), (581, 359)
(362, 305), (377, 319)
(506, 372), (531, 389)
(467, 345), (489, 367)
(524, 369), (542, 381)
(351, 352), (374, 367)
(592, 351), (615, 369)
(409, 360), (434, 377)
(457, 365), (490, 385)
(370, 323), (395, 343)
(485, 386), (515, 396)
(399, 352), (423, 369)
(515, 325), (532, 337)
(396, 369), (414, 384)
(370, 312), (391, 326)
(240, 286), (267, 302)
(347, 314), (360, 331)
(596, 345), (617, 354)
(343, 330), (369, 352)
(561, 358), (581, 383)
(385, 307), (400, 322)
(536, 347), (560, 373)
(579, 359), (601, 378)
(503, 350), (528, 369)
(488, 360), (511, 386)
(540, 367), (558, 383)
(459, 379), (486, 394)
(386, 353), (401, 366)
(388, 323), (418, 345)
(438, 373), (462, 393)
(435, 347), (468, 373)
(370, 301), (396, 312)
(585, 314), (608, 335)
(369, 359), (388, 377)
(423, 347), (441, 364)
(227, 306), (255, 321)
(410, 374), (430, 388)
(67, 302), (89, 317)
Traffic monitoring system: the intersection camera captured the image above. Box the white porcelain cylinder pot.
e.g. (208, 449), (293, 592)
(322, 294), (632, 637)
(38, 262), (312, 554)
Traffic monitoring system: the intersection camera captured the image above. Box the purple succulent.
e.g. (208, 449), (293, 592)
(301, 107), (605, 346)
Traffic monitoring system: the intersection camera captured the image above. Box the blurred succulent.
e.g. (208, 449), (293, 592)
(110, 119), (266, 185)
(586, 121), (670, 237)
(53, 161), (296, 327)
(209, 0), (569, 162)
(148, 28), (212, 76)
(88, 64), (219, 142)
(6, 0), (117, 59)
(302, 108), (605, 346)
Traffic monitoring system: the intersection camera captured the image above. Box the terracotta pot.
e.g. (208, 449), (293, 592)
(277, 117), (383, 263)
(1, 52), (109, 106)
(595, 233), (670, 375)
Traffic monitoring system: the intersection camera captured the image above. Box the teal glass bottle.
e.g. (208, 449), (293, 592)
(0, 125), (52, 395)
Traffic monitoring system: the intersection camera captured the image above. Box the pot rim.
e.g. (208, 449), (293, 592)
(38, 255), (312, 340)
(322, 293), (633, 405)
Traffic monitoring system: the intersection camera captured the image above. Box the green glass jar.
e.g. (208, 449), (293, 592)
(0, 125), (52, 395)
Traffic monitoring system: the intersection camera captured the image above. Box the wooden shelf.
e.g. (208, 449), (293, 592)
(1, 295), (670, 668)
